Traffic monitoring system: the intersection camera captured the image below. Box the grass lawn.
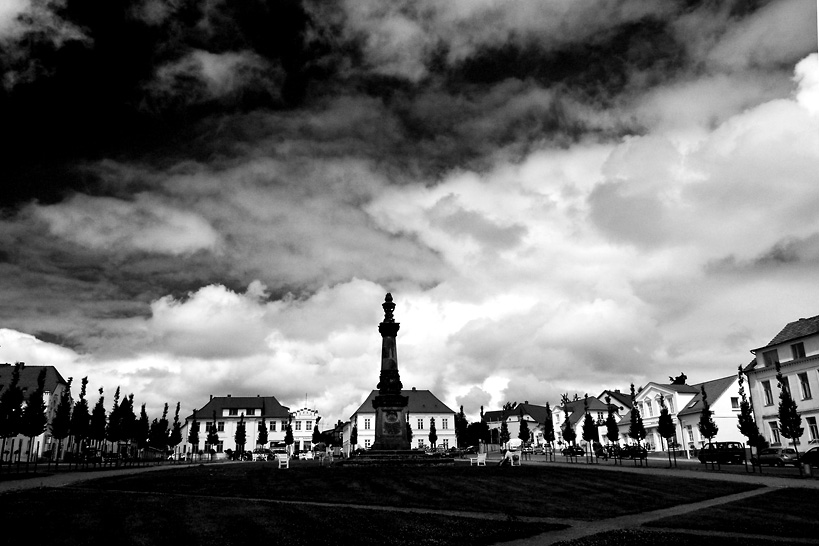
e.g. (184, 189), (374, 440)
(78, 461), (759, 520)
(644, 487), (819, 539)
(0, 487), (562, 546)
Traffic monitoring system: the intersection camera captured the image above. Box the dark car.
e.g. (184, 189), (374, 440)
(698, 442), (746, 465)
(621, 445), (648, 460)
(800, 446), (819, 467)
(562, 445), (584, 457)
(751, 447), (800, 467)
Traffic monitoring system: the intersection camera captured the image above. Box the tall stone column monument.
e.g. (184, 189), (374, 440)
(371, 293), (411, 450)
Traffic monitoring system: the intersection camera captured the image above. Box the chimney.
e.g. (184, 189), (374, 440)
(524, 400), (528, 405)
(412, 387), (416, 391)
(227, 394), (231, 397)
(210, 395), (213, 401)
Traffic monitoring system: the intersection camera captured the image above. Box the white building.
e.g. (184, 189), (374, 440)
(290, 407), (321, 453)
(347, 388), (456, 453)
(177, 394), (293, 459)
(746, 314), (819, 451)
(0, 363), (69, 461)
(484, 402), (552, 449)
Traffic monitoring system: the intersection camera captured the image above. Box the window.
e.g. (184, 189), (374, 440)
(769, 421), (781, 445)
(645, 401), (653, 417)
(228, 408), (238, 416)
(686, 425), (694, 443)
(417, 418), (424, 430)
(295, 421), (302, 431)
(281, 421), (287, 430)
(667, 397), (675, 413)
(807, 417), (818, 442)
(216, 441), (224, 453)
(791, 342), (806, 360)
(442, 439), (449, 449)
(441, 418), (448, 430)
(364, 418), (371, 430)
(731, 397), (740, 410)
(306, 420), (312, 430)
(417, 439), (425, 449)
(798, 372), (812, 400)
(763, 350), (779, 367)
(762, 380), (773, 406)
(205, 422), (212, 431)
(597, 411), (604, 421)
(217, 422), (225, 432)
(247, 409), (256, 416)
(364, 439), (371, 449)
(269, 421), (276, 431)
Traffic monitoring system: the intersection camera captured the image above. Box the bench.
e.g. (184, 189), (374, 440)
(276, 453), (290, 469)
(470, 453), (486, 466)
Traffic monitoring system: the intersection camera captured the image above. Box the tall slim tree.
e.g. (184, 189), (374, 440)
(257, 417), (268, 448)
(736, 366), (762, 470)
(69, 377), (90, 458)
(428, 416), (438, 449)
(50, 377), (73, 463)
(311, 416), (322, 446)
(119, 394), (137, 457)
(234, 413), (246, 459)
(775, 360), (804, 462)
(657, 395), (677, 468)
(542, 402), (555, 451)
(454, 405), (468, 448)
(187, 410), (200, 459)
(499, 419), (510, 449)
(105, 386), (122, 451)
(628, 384), (646, 448)
(207, 410), (219, 459)
(518, 418), (531, 445)
(604, 395), (620, 463)
(168, 402), (183, 451)
(89, 388), (107, 453)
(20, 368), (48, 462)
(149, 403), (169, 452)
(0, 362), (25, 462)
(581, 394), (599, 460)
(560, 394), (577, 448)
(136, 404), (150, 455)
(698, 385), (719, 468)
(284, 420), (294, 455)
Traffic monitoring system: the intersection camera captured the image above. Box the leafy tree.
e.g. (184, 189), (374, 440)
(657, 395), (677, 467)
(454, 406), (468, 447)
(479, 406), (491, 446)
(50, 377), (73, 462)
(0, 362), (25, 460)
(518, 418), (531, 444)
(311, 416), (322, 446)
(499, 419), (510, 448)
(284, 421), (294, 454)
(119, 394), (137, 455)
(775, 360), (804, 461)
(168, 402), (182, 450)
(188, 409), (200, 457)
(21, 368), (48, 461)
(581, 394), (599, 458)
(428, 416), (438, 448)
(257, 417), (268, 447)
(560, 394), (576, 446)
(69, 377), (90, 457)
(207, 410), (219, 459)
(349, 422), (357, 451)
(105, 386), (122, 447)
(234, 413), (246, 458)
(89, 388), (107, 452)
(136, 404), (150, 452)
(697, 384), (719, 467)
(604, 395), (620, 445)
(542, 402), (555, 448)
(149, 403), (170, 451)
(628, 384), (646, 447)
(736, 366), (762, 467)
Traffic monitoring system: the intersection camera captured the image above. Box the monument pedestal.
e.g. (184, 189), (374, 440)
(371, 393), (410, 451)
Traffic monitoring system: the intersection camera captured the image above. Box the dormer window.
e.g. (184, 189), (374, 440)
(791, 342), (806, 360)
(763, 350), (779, 367)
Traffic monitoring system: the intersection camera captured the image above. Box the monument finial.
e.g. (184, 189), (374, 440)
(382, 293), (395, 323)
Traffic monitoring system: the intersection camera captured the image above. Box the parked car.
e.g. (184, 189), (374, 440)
(252, 448), (272, 461)
(621, 444), (648, 460)
(751, 447), (800, 467)
(562, 445), (584, 457)
(698, 442), (746, 465)
(799, 446), (819, 467)
(462, 445), (478, 455)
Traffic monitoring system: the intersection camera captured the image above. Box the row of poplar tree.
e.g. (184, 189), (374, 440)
(0, 362), (184, 462)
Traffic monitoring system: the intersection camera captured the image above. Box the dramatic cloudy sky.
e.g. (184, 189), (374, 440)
(1, 0), (817, 426)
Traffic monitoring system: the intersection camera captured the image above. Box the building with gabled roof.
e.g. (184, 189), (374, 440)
(0, 363), (70, 461)
(745, 314), (819, 451)
(176, 394), (315, 459)
(485, 401), (554, 449)
(551, 396), (620, 449)
(346, 388), (455, 453)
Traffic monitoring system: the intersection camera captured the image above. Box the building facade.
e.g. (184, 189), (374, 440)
(746, 314), (819, 451)
(347, 388), (456, 452)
